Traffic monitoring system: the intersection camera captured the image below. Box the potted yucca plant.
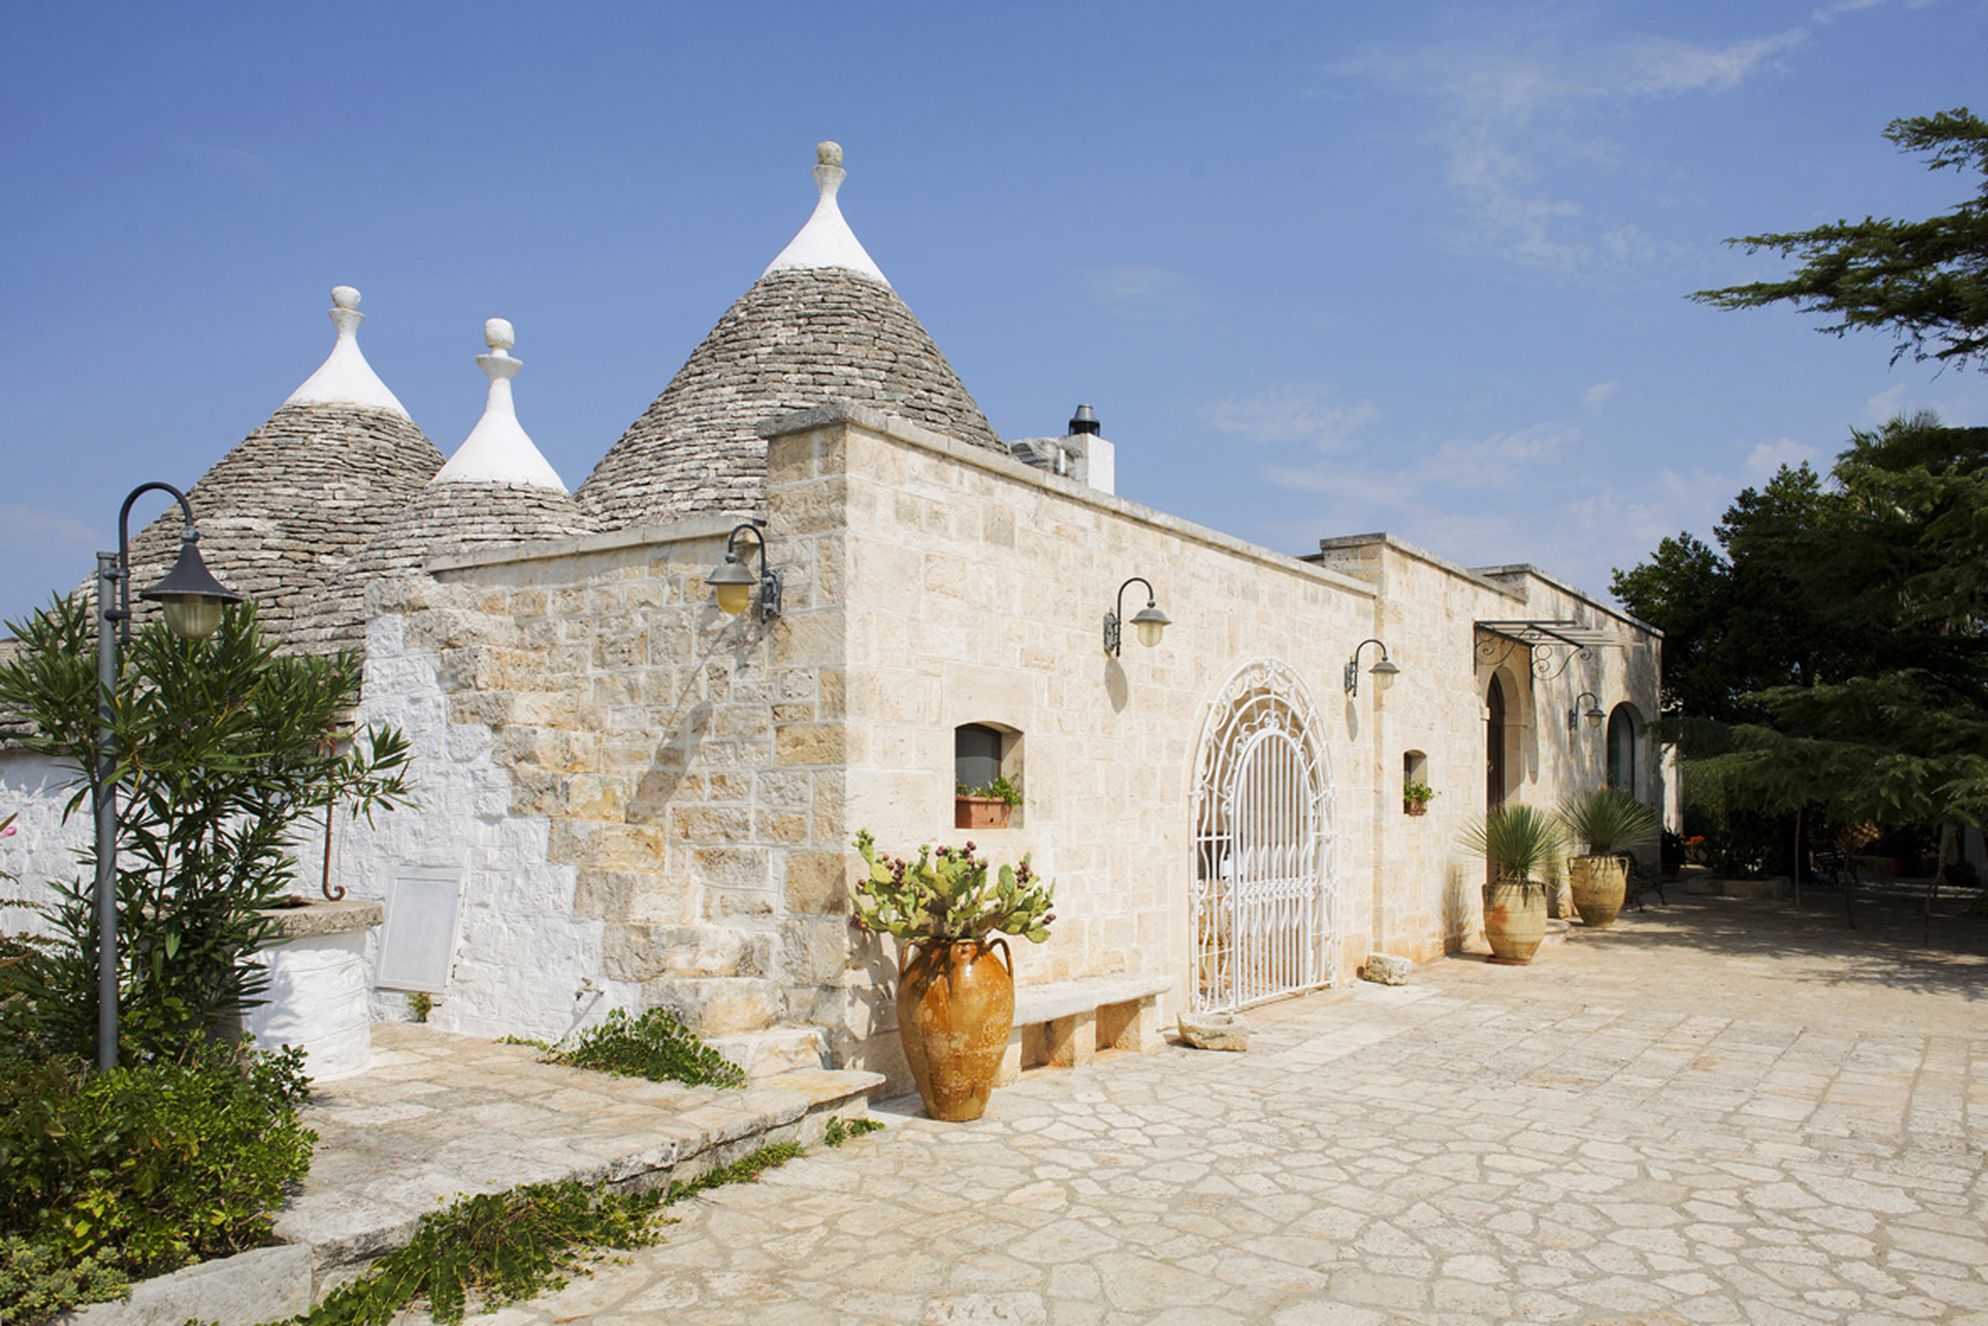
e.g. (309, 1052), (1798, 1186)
(1459, 805), (1564, 964)
(851, 831), (1054, 1121)
(1556, 788), (1660, 929)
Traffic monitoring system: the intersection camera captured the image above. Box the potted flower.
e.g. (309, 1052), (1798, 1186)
(1556, 788), (1659, 929)
(1403, 780), (1437, 817)
(955, 775), (1023, 831)
(852, 831), (1054, 1121)
(1459, 805), (1564, 965)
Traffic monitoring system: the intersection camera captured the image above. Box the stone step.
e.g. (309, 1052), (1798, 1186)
(709, 1025), (829, 1079)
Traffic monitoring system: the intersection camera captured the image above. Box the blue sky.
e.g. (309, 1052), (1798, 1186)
(3, 1), (1984, 624)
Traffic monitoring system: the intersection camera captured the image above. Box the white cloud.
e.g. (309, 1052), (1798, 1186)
(1863, 383), (1909, 423)
(1582, 380), (1619, 410)
(1744, 437), (1820, 478)
(1084, 265), (1202, 318)
(1207, 384), (1380, 454)
(1327, 25), (1804, 271)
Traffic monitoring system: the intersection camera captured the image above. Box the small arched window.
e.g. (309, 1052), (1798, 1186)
(1606, 704), (1639, 793)
(954, 723), (1005, 791)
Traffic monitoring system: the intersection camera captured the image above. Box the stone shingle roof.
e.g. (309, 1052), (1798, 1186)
(578, 267), (1003, 530)
(354, 482), (597, 583)
(108, 402), (445, 654)
(577, 145), (1002, 532)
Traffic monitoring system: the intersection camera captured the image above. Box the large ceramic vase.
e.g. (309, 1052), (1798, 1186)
(1482, 875), (1548, 964)
(1568, 854), (1629, 929)
(897, 938), (1015, 1122)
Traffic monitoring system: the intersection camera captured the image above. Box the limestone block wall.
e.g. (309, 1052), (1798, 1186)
(341, 498), (848, 1047)
(765, 408), (1398, 1082)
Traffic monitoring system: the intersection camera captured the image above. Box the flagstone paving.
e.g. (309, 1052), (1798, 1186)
(448, 896), (1988, 1325)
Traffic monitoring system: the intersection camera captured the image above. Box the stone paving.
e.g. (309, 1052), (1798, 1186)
(443, 896), (1987, 1325)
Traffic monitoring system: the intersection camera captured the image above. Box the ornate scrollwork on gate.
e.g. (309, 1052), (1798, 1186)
(1190, 657), (1338, 1013)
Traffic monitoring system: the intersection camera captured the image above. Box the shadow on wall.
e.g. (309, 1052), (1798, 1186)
(1443, 863), (1478, 952)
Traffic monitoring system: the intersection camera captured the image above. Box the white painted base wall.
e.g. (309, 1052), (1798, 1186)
(245, 931), (373, 1080)
(0, 750), (90, 940)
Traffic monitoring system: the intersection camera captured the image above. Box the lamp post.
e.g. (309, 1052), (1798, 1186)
(93, 483), (240, 1069)
(1103, 577), (1170, 655)
(1344, 638), (1400, 697)
(706, 521), (782, 621)
(1569, 691), (1604, 732)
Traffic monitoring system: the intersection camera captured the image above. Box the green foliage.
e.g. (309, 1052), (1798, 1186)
(292, 1142), (804, 1326)
(0, 1038), (313, 1322)
(407, 991), (432, 1024)
(0, 1235), (129, 1325)
(954, 775), (1024, 807)
(1458, 805), (1565, 885)
(822, 1115), (884, 1148)
(537, 1008), (745, 1089)
(1402, 780), (1437, 806)
(1693, 108), (1988, 371)
(851, 831), (1056, 945)
(0, 598), (413, 1062)
(1557, 788), (1660, 856)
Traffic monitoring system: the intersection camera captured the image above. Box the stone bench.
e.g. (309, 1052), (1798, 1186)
(995, 972), (1173, 1086)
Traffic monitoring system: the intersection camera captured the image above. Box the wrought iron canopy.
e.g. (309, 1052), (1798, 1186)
(1474, 619), (1617, 680)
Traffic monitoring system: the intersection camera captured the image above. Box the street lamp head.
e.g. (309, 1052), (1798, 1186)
(138, 532), (241, 640)
(706, 555), (758, 617)
(1585, 705), (1605, 729)
(1370, 656), (1402, 691)
(1130, 601), (1171, 648)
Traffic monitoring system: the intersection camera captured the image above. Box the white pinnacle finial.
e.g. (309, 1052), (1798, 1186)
(434, 317), (567, 491)
(762, 140), (890, 286)
(283, 284), (410, 416)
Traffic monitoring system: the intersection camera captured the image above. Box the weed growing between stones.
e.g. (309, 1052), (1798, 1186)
(501, 1008), (746, 1089)
(285, 1141), (805, 1326)
(822, 1115), (884, 1147)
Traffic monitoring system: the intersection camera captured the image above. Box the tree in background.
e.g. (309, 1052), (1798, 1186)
(0, 599), (412, 1061)
(1693, 108), (1988, 372)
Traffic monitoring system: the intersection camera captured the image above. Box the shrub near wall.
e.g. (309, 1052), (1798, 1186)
(0, 1037), (316, 1323)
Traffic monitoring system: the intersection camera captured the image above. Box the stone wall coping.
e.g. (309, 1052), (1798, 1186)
(759, 403), (1380, 600)
(258, 897), (383, 941)
(1012, 971), (1175, 1026)
(1311, 531), (1528, 604)
(1469, 562), (1664, 637)
(424, 512), (744, 575)
(64, 1241), (312, 1325)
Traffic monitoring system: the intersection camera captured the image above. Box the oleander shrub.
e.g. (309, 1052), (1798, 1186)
(0, 1036), (315, 1322)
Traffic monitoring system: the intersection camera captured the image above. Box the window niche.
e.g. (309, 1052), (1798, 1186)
(1403, 749), (1432, 816)
(955, 721), (1023, 830)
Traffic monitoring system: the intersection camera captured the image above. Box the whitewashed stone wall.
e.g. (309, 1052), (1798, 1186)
(0, 750), (89, 940)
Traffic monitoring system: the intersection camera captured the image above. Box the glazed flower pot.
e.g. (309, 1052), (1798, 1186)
(1482, 876), (1548, 964)
(897, 938), (1015, 1121)
(954, 797), (1012, 831)
(1568, 853), (1629, 929)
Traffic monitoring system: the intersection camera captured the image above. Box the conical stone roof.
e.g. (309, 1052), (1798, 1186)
(354, 318), (596, 584)
(578, 143), (1003, 531)
(107, 287), (443, 654)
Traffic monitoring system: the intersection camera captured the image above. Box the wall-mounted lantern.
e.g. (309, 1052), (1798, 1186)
(1569, 690), (1604, 732)
(1344, 638), (1400, 696)
(1103, 576), (1170, 655)
(707, 521), (782, 621)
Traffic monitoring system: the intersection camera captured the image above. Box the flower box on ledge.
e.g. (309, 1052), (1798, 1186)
(955, 796), (1013, 831)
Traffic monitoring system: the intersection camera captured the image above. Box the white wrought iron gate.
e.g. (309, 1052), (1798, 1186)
(1191, 658), (1337, 1012)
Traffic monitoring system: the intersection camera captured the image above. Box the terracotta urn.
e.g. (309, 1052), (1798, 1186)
(1404, 800), (1429, 817)
(954, 796), (1012, 831)
(1482, 875), (1548, 964)
(897, 938), (1015, 1121)
(1568, 853), (1629, 929)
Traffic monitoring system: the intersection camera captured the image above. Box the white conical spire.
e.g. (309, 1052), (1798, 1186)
(761, 141), (891, 287)
(283, 285), (411, 416)
(433, 318), (567, 490)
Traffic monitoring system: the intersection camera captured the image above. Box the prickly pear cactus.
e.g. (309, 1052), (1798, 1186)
(851, 830), (1055, 944)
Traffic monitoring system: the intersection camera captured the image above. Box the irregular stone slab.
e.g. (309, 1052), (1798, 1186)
(1359, 953), (1413, 986)
(1177, 1010), (1250, 1052)
(64, 1243), (311, 1325)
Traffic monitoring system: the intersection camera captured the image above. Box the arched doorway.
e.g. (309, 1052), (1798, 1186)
(1607, 704), (1639, 794)
(1191, 658), (1337, 1013)
(1486, 674), (1508, 812)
